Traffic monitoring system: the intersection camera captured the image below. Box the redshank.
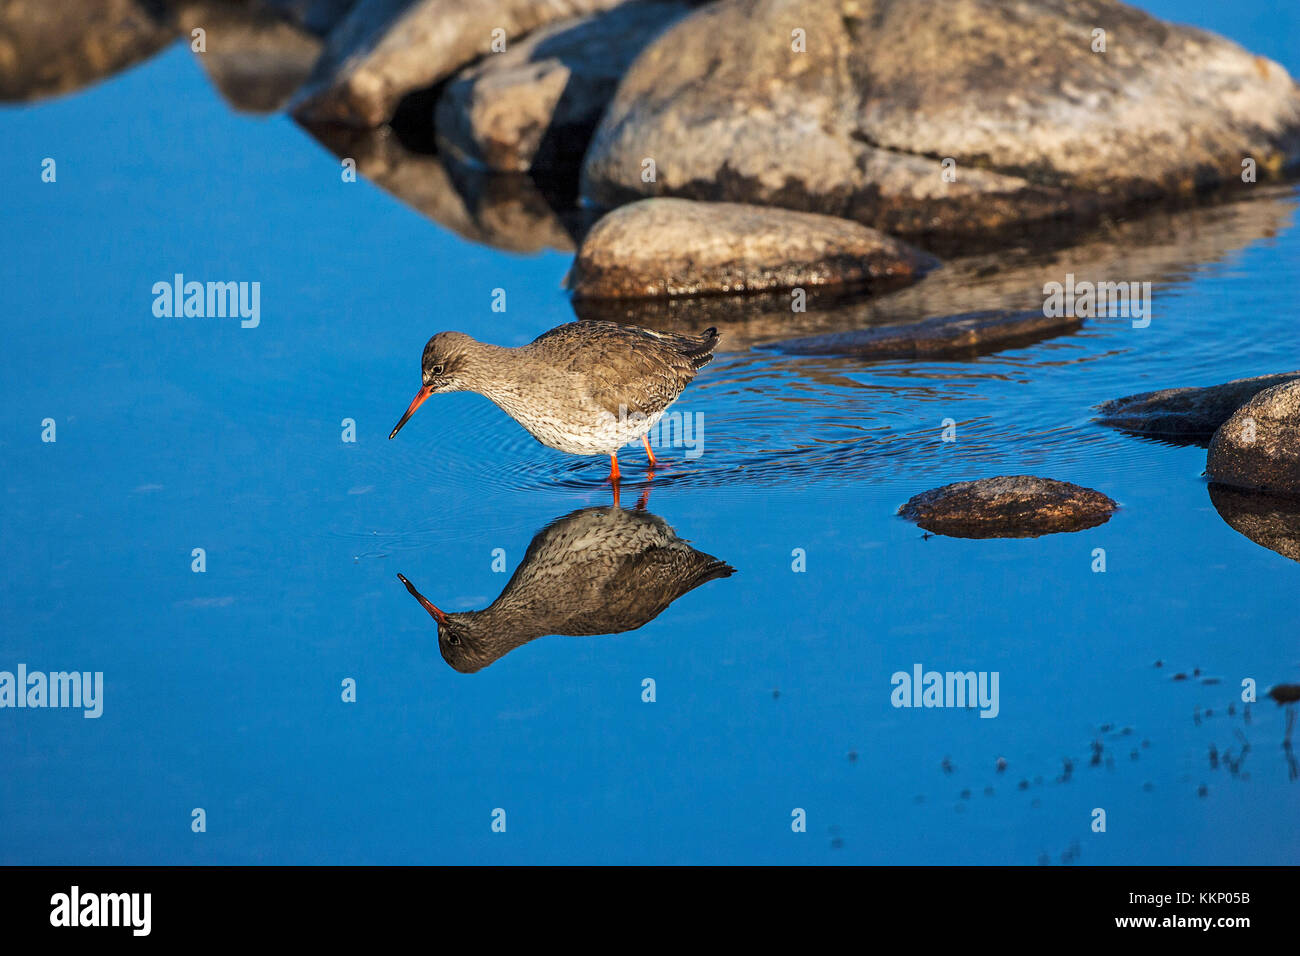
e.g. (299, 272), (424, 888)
(396, 503), (734, 672)
(388, 320), (719, 481)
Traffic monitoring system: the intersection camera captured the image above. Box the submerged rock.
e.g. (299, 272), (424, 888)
(1209, 484), (1300, 563)
(569, 198), (933, 299)
(1207, 380), (1300, 495)
(435, 1), (692, 174)
(1095, 372), (1300, 445)
(899, 477), (1117, 539)
(0, 0), (178, 102)
(581, 0), (1300, 242)
(768, 310), (1078, 359)
(292, 0), (631, 128)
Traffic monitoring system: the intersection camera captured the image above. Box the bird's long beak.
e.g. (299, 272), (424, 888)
(397, 573), (447, 625)
(388, 385), (432, 440)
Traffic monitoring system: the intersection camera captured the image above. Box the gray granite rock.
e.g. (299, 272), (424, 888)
(581, 0), (1300, 241)
(292, 0), (633, 127)
(1095, 372), (1300, 445)
(1207, 380), (1300, 495)
(569, 198), (933, 298)
(435, 2), (692, 174)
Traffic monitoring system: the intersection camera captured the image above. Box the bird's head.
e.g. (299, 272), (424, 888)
(395, 573), (492, 673)
(388, 332), (477, 439)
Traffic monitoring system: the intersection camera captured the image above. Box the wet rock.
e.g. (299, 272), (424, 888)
(292, 0), (632, 128)
(767, 310), (1078, 360)
(435, 1), (692, 174)
(1209, 484), (1300, 563)
(898, 477), (1117, 539)
(1207, 380), (1300, 495)
(0, 0), (178, 102)
(1095, 372), (1300, 445)
(581, 0), (1300, 242)
(569, 198), (933, 299)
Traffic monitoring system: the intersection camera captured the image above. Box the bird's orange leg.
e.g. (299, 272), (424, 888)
(642, 434), (658, 469)
(607, 452), (621, 484)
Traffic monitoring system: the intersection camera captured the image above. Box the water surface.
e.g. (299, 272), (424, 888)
(1, 0), (1297, 864)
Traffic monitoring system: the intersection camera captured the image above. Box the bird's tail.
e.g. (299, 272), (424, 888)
(685, 326), (720, 371)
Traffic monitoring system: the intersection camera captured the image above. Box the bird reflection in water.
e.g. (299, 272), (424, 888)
(397, 501), (734, 672)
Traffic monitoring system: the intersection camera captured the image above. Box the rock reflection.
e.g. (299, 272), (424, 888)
(1209, 483), (1300, 564)
(397, 503), (733, 672)
(0, 0), (178, 102)
(299, 122), (590, 252)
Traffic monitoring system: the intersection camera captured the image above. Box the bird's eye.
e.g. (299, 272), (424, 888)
(446, 632), (461, 646)
(431, 364), (445, 376)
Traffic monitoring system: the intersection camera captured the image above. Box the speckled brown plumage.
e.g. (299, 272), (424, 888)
(389, 320), (719, 477)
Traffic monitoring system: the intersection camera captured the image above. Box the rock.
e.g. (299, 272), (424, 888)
(0, 0), (178, 102)
(1207, 380), (1300, 495)
(292, 0), (632, 128)
(570, 189), (1297, 350)
(1095, 372), (1300, 445)
(768, 310), (1079, 359)
(569, 198), (933, 299)
(435, 1), (692, 174)
(898, 477), (1117, 539)
(1209, 484), (1300, 564)
(581, 0), (1300, 242)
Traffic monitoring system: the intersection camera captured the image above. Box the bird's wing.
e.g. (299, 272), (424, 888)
(532, 322), (713, 416)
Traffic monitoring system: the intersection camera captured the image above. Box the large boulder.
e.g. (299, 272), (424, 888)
(581, 0), (1300, 241)
(1206, 380), (1300, 496)
(291, 0), (634, 127)
(898, 477), (1117, 539)
(435, 1), (693, 174)
(1095, 371), (1300, 445)
(568, 198), (932, 298)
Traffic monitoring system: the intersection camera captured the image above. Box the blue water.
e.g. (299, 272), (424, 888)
(1, 1), (1297, 864)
